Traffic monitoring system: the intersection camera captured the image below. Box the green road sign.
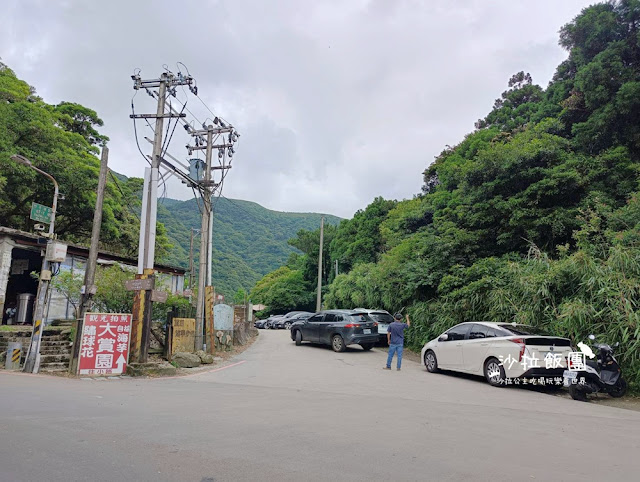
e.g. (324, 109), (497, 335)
(30, 202), (52, 224)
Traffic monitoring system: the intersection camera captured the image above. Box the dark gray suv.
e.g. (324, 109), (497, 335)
(290, 310), (379, 352)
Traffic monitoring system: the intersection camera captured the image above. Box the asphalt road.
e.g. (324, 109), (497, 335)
(1, 330), (639, 482)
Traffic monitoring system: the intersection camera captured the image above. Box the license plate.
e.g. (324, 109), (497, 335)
(563, 370), (577, 379)
(378, 325), (388, 334)
(363, 329), (371, 334)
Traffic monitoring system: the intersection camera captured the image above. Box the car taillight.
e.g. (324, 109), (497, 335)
(509, 338), (526, 361)
(373, 322), (378, 327)
(344, 324), (360, 328)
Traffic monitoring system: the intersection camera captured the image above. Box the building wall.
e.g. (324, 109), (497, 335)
(1, 231), (185, 324)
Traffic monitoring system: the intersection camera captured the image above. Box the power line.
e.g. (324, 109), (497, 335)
(108, 170), (140, 221)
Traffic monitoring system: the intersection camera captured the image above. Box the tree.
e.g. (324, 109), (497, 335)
(250, 266), (314, 314)
(50, 270), (83, 319)
(93, 265), (135, 314)
(0, 62), (172, 262)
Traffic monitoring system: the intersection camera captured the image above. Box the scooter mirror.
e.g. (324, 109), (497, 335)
(588, 334), (595, 340)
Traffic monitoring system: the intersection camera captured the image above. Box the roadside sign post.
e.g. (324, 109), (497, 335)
(30, 202), (53, 224)
(127, 273), (155, 363)
(78, 313), (132, 376)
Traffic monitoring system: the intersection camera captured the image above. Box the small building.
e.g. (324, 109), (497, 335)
(0, 227), (186, 324)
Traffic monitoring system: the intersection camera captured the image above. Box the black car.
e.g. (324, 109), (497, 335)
(273, 311), (313, 329)
(290, 310), (379, 352)
(254, 318), (269, 329)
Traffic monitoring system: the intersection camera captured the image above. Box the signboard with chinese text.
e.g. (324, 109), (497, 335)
(78, 313), (132, 376)
(171, 318), (196, 354)
(30, 202), (52, 223)
(125, 278), (155, 291)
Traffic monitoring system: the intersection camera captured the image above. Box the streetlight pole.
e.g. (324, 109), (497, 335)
(10, 154), (59, 373)
(10, 155), (59, 237)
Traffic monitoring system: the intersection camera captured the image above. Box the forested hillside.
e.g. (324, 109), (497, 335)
(157, 196), (340, 297)
(250, 1), (640, 390)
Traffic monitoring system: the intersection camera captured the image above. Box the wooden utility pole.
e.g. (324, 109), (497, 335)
(194, 129), (213, 351)
(316, 216), (324, 312)
(188, 123), (234, 351)
(70, 146), (109, 374)
(188, 228), (198, 290)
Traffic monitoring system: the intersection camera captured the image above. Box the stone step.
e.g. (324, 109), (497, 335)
(42, 336), (71, 342)
(39, 362), (69, 371)
(40, 340), (72, 347)
(40, 353), (70, 364)
(40, 347), (71, 355)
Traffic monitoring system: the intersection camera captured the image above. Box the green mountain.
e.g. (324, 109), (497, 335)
(156, 196), (341, 297)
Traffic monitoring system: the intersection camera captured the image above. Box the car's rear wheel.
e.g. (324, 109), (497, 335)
(294, 330), (302, 346)
(424, 350), (438, 373)
(484, 357), (506, 387)
(284, 322), (292, 330)
(332, 334), (346, 352)
(360, 343), (374, 351)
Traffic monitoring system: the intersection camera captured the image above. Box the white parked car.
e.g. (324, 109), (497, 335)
(420, 322), (573, 386)
(353, 308), (394, 344)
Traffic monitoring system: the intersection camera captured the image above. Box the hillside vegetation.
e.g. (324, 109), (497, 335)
(250, 1), (640, 390)
(157, 196), (340, 297)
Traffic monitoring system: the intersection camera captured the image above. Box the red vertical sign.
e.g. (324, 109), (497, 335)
(78, 313), (132, 376)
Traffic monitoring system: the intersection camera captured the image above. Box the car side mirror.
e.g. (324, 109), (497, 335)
(588, 334), (595, 341)
(439, 333), (449, 342)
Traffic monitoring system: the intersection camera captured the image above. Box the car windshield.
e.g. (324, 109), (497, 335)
(497, 324), (548, 336)
(349, 313), (372, 322)
(368, 312), (393, 323)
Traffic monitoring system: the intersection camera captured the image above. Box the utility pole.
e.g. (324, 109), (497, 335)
(194, 129), (213, 351)
(188, 228), (200, 290)
(10, 155), (59, 373)
(335, 259), (338, 277)
(70, 146), (109, 374)
(188, 123), (235, 351)
(130, 70), (193, 362)
(316, 216), (324, 312)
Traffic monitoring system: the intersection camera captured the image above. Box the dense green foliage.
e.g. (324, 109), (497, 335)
(0, 62), (171, 257)
(157, 196), (340, 299)
(252, 1), (640, 390)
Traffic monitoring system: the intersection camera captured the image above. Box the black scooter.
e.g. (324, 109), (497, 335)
(564, 335), (627, 401)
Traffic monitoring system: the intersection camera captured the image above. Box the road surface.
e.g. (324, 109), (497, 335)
(1, 330), (639, 481)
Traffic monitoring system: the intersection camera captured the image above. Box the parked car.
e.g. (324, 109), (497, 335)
(288, 312), (315, 324)
(265, 315), (284, 329)
(273, 311), (313, 329)
(354, 308), (394, 344)
(290, 310), (379, 352)
(254, 318), (269, 329)
(421, 322), (573, 386)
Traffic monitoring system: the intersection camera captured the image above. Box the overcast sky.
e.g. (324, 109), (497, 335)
(2, 0), (594, 218)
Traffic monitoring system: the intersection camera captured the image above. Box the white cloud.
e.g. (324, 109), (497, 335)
(1, 0), (593, 217)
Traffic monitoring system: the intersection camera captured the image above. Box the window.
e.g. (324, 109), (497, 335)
(487, 326), (509, 337)
(325, 314), (337, 322)
(369, 312), (394, 323)
(349, 314), (372, 322)
(445, 324), (471, 341)
(468, 324), (488, 339)
(308, 314), (323, 322)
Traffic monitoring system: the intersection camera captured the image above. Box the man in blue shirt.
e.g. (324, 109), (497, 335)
(384, 313), (411, 371)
